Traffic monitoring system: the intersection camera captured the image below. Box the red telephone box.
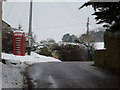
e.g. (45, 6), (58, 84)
(13, 31), (25, 56)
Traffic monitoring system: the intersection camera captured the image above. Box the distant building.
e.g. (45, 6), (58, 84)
(80, 34), (95, 43)
(79, 30), (104, 43)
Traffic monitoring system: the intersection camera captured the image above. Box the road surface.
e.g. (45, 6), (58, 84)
(26, 62), (119, 88)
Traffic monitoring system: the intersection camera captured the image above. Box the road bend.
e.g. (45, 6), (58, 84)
(26, 62), (119, 88)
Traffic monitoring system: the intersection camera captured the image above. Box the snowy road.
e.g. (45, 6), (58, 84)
(26, 62), (119, 88)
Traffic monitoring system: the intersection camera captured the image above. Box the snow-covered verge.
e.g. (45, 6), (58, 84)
(1, 52), (61, 89)
(2, 52), (61, 65)
(1, 62), (24, 88)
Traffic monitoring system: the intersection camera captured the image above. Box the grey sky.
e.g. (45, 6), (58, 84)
(3, 2), (101, 42)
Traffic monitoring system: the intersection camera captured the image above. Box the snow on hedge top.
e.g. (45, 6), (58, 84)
(2, 52), (61, 65)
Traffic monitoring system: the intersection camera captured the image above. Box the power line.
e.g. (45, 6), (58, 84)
(48, 4), (69, 22)
(5, 3), (15, 20)
(19, 3), (28, 25)
(31, 22), (83, 30)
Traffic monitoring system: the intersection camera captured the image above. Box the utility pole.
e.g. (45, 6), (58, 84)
(27, 0), (33, 55)
(86, 17), (89, 35)
(86, 17), (91, 61)
(0, 1), (2, 61)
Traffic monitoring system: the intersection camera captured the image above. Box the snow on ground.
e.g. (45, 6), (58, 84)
(2, 52), (61, 65)
(1, 52), (61, 88)
(1, 62), (24, 88)
(94, 42), (105, 50)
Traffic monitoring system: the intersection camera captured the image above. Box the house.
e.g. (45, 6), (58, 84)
(2, 20), (11, 31)
(2, 20), (19, 32)
(2, 21), (13, 53)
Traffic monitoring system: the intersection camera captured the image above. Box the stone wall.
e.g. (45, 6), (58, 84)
(94, 31), (120, 74)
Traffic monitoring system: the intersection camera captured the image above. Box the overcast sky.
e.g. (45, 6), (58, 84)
(3, 1), (101, 42)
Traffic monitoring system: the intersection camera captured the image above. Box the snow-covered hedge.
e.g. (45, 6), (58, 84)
(32, 40), (89, 61)
(51, 42), (88, 61)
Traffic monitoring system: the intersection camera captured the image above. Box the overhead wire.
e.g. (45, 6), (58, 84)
(32, 3), (85, 31)
(5, 3), (15, 20)
(48, 3), (69, 22)
(19, 3), (28, 26)
(46, 3), (88, 35)
(32, 22), (84, 30)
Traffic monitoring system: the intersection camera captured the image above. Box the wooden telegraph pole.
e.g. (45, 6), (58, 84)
(0, 1), (2, 61)
(86, 17), (89, 35)
(27, 0), (33, 55)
